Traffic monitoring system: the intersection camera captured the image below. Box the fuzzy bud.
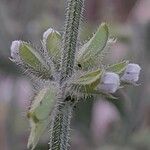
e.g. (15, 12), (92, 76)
(10, 40), (21, 59)
(100, 72), (120, 93)
(121, 63), (141, 83)
(43, 28), (61, 62)
(43, 28), (61, 42)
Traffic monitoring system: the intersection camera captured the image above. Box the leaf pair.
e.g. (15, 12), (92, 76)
(11, 28), (62, 80)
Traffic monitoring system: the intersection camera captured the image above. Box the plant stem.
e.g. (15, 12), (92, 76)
(49, 102), (73, 150)
(60, 0), (84, 83)
(49, 0), (84, 149)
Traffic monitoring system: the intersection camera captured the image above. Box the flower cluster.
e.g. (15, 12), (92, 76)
(100, 63), (141, 93)
(10, 24), (141, 98)
(10, 23), (141, 150)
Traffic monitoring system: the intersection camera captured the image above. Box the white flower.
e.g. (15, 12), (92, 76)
(100, 72), (120, 93)
(10, 40), (21, 58)
(43, 28), (60, 41)
(121, 63), (141, 83)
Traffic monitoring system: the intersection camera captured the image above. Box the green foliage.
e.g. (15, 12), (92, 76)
(19, 42), (52, 79)
(19, 42), (48, 70)
(77, 23), (109, 70)
(27, 86), (57, 150)
(70, 69), (103, 93)
(43, 29), (61, 65)
(106, 60), (129, 74)
(10, 0), (139, 149)
(27, 119), (49, 150)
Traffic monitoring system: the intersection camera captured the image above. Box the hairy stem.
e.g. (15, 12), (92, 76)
(49, 102), (73, 150)
(49, 0), (84, 149)
(60, 0), (84, 83)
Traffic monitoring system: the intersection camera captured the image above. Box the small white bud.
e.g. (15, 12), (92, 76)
(10, 40), (21, 58)
(43, 28), (60, 41)
(100, 72), (120, 93)
(121, 63), (141, 83)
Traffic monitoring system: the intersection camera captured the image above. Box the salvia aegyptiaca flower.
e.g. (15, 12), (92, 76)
(121, 63), (141, 83)
(100, 72), (120, 93)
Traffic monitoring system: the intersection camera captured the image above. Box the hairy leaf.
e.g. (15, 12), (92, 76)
(43, 29), (61, 64)
(20, 42), (48, 70)
(77, 23), (109, 70)
(27, 86), (57, 150)
(106, 60), (129, 74)
(79, 89), (117, 100)
(19, 42), (52, 79)
(70, 69), (103, 93)
(27, 119), (49, 150)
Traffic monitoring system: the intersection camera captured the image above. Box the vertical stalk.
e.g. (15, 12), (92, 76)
(49, 103), (73, 150)
(60, 0), (84, 83)
(49, 0), (84, 149)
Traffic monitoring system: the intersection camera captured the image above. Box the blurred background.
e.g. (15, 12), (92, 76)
(0, 0), (150, 149)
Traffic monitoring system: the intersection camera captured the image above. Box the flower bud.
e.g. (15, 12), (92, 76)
(100, 72), (120, 93)
(43, 28), (61, 62)
(10, 40), (21, 59)
(121, 63), (141, 83)
(43, 28), (60, 41)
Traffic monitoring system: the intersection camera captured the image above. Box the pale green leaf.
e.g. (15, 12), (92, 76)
(27, 86), (57, 149)
(106, 60), (129, 74)
(19, 42), (51, 79)
(77, 23), (109, 70)
(28, 86), (56, 121)
(70, 69), (103, 93)
(20, 42), (48, 70)
(100, 92), (118, 100)
(43, 29), (61, 64)
(83, 90), (118, 100)
(27, 119), (49, 150)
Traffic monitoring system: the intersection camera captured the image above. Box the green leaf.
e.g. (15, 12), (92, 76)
(20, 42), (48, 70)
(43, 29), (61, 65)
(84, 90), (118, 100)
(19, 42), (52, 79)
(70, 69), (103, 93)
(27, 119), (49, 150)
(77, 23), (109, 70)
(106, 60), (129, 74)
(28, 86), (56, 121)
(27, 86), (57, 150)
(100, 92), (118, 100)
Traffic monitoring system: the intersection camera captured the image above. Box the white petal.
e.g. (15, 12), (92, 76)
(100, 72), (120, 93)
(10, 40), (21, 58)
(125, 63), (141, 74)
(121, 63), (141, 83)
(102, 72), (120, 85)
(100, 83), (118, 93)
(121, 73), (139, 82)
